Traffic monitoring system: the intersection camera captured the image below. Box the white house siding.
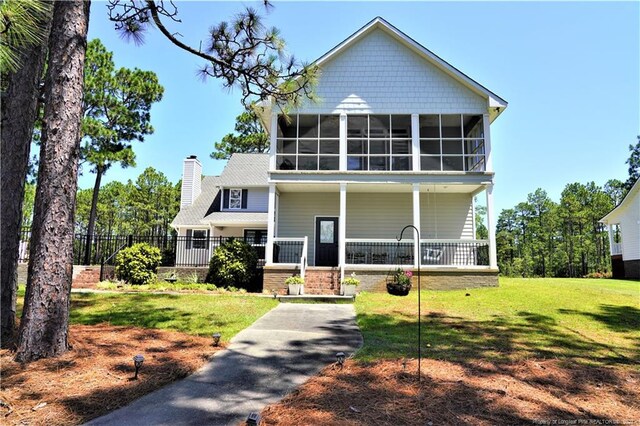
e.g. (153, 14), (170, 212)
(175, 227), (209, 266)
(291, 29), (487, 115)
(620, 198), (640, 261)
(276, 192), (339, 266)
(221, 188), (268, 212)
(214, 227), (245, 238)
(345, 193), (412, 239)
(420, 193), (474, 239)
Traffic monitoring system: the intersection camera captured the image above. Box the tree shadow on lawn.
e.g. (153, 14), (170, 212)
(357, 308), (638, 368)
(257, 311), (640, 425)
(68, 293), (233, 336)
(559, 304), (640, 333)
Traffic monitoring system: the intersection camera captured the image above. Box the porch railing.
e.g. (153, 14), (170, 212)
(273, 237), (306, 265)
(344, 238), (490, 267)
(420, 239), (489, 266)
(345, 239), (414, 265)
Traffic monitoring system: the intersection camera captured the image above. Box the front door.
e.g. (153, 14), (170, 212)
(315, 217), (338, 266)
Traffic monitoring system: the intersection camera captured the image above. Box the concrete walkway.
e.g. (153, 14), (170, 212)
(87, 303), (363, 426)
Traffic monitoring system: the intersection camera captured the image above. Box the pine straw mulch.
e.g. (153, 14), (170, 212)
(261, 358), (640, 425)
(0, 324), (219, 425)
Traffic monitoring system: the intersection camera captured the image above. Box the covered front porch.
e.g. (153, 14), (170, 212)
(264, 181), (498, 283)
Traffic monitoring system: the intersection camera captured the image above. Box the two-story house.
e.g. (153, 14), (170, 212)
(172, 17), (508, 293)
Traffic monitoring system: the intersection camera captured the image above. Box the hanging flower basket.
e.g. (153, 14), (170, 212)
(386, 269), (413, 296)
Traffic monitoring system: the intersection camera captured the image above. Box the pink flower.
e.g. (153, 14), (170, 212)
(404, 270), (413, 278)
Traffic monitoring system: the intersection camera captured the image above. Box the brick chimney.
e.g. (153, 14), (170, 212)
(180, 155), (202, 209)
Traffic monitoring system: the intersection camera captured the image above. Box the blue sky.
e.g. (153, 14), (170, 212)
(82, 1), (639, 213)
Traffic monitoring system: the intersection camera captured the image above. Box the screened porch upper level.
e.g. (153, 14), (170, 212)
(270, 113), (492, 174)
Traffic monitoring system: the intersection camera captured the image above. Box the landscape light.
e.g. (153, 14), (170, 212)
(133, 354), (144, 380)
(212, 332), (221, 346)
(246, 412), (260, 425)
(336, 352), (346, 368)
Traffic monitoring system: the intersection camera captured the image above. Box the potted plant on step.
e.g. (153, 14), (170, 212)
(341, 272), (360, 296)
(285, 275), (304, 295)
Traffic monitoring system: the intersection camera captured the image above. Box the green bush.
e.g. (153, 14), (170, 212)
(115, 243), (162, 285)
(206, 239), (258, 290)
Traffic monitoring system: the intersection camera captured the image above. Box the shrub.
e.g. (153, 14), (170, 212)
(206, 238), (258, 289)
(115, 243), (162, 285)
(583, 271), (612, 279)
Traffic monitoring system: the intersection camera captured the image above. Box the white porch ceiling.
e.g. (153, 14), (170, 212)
(276, 182), (485, 194)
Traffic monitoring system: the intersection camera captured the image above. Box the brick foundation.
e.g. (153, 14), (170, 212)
(304, 268), (341, 295)
(345, 268), (499, 292)
(623, 259), (640, 279)
(263, 265), (302, 294)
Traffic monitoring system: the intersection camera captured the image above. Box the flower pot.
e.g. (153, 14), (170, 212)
(343, 285), (357, 296)
(288, 283), (301, 295)
(386, 280), (411, 296)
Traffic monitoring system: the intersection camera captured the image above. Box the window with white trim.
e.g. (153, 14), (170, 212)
(192, 230), (207, 249)
(229, 189), (243, 209)
(186, 229), (209, 249)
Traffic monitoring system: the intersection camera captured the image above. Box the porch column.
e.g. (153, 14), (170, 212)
(339, 183), (347, 280)
(411, 114), (420, 171)
(339, 113), (347, 171)
(265, 183), (276, 265)
(269, 113), (278, 171)
(412, 183), (421, 268)
(607, 224), (615, 255)
(483, 114), (493, 172)
(486, 184), (497, 268)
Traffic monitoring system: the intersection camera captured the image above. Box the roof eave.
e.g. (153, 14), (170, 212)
(599, 179), (639, 224)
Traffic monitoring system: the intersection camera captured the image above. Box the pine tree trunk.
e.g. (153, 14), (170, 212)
(15, 0), (91, 362)
(0, 2), (52, 347)
(83, 165), (103, 265)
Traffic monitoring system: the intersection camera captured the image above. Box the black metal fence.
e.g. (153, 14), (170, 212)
(18, 228), (266, 268)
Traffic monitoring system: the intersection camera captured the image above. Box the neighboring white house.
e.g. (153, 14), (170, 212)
(600, 179), (640, 279)
(172, 17), (508, 293)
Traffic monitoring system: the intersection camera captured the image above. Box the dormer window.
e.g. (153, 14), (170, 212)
(223, 188), (248, 209)
(229, 189), (243, 209)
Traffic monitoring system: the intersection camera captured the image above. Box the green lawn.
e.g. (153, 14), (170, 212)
(17, 289), (278, 343)
(355, 277), (640, 366)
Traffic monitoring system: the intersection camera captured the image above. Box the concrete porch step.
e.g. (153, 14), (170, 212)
(277, 295), (355, 303)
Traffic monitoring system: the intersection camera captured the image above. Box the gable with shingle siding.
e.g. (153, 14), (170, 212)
(291, 28), (487, 115)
